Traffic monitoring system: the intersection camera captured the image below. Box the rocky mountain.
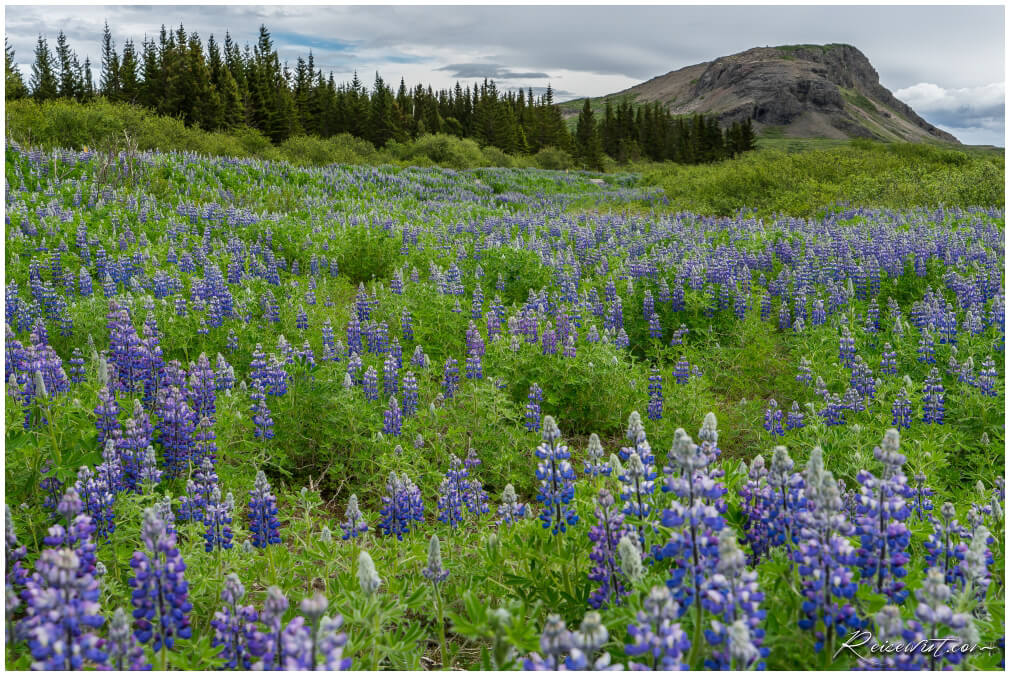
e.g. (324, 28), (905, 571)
(561, 44), (958, 144)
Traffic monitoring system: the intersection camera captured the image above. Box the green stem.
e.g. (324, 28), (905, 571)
(557, 535), (572, 597)
(434, 584), (449, 669)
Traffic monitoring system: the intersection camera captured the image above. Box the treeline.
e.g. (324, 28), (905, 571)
(6, 23), (755, 168)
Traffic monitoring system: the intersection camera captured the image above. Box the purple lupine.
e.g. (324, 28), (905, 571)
(215, 354), (234, 391)
(796, 357), (813, 385)
(917, 329), (936, 363)
(250, 383), (274, 440)
(378, 471), (425, 540)
(421, 534), (450, 585)
(583, 433), (611, 477)
(67, 348), (86, 384)
(908, 568), (979, 670)
(535, 416), (578, 535)
(738, 455), (771, 565)
(910, 473), (934, 521)
(496, 484), (526, 526)
(401, 371), (419, 417)
(891, 388), (912, 429)
(785, 401), (805, 430)
(340, 495), (367, 540)
(618, 412), (658, 548)
(383, 396), (402, 437)
(526, 383), (543, 432)
(924, 502), (967, 586)
(977, 357), (998, 396)
(703, 528), (767, 670)
(524, 612), (615, 670)
(854, 430), (912, 603)
(104, 607), (150, 670)
(465, 352), (483, 380)
(6, 504), (29, 589)
(382, 353), (399, 397)
(922, 367), (945, 424)
(648, 312), (662, 340)
(625, 585), (691, 669)
(19, 546), (107, 670)
(793, 446), (861, 654)
(442, 358), (459, 399)
(879, 343), (897, 375)
(94, 386), (120, 446)
(187, 353), (216, 423)
(203, 487), (235, 553)
(129, 508), (192, 655)
(437, 455), (468, 528)
(73, 466), (115, 543)
(156, 386), (196, 478)
(248, 471), (282, 548)
(673, 357), (690, 384)
(362, 366), (379, 402)
(647, 368), (663, 421)
(587, 489), (632, 609)
(210, 573), (260, 669)
(838, 326), (856, 367)
(462, 448), (490, 515)
(346, 352), (363, 386)
(763, 399), (784, 437)
(177, 457), (218, 523)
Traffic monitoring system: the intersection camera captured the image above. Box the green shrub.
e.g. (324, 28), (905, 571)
(533, 146), (574, 170)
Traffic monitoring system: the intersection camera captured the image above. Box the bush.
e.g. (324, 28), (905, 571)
(394, 133), (487, 169)
(481, 145), (513, 168)
(533, 146), (574, 170)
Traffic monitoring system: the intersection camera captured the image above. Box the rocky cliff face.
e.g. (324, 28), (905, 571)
(573, 44), (959, 143)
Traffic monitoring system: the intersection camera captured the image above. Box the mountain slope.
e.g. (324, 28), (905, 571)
(561, 44), (958, 144)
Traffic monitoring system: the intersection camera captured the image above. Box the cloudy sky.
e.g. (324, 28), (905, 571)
(5, 4), (1004, 145)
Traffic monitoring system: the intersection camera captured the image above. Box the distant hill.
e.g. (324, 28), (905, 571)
(560, 44), (959, 144)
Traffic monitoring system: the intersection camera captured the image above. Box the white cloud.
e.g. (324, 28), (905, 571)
(894, 82), (1004, 146)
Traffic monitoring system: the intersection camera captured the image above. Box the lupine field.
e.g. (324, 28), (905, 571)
(3, 141), (1005, 670)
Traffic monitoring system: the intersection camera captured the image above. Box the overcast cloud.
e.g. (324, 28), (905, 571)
(5, 4), (1004, 145)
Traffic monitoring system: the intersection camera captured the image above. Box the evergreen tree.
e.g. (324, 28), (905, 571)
(5, 37), (28, 99)
(29, 35), (58, 101)
(81, 57), (95, 101)
(575, 98), (604, 170)
(188, 33), (221, 129)
(55, 31), (82, 99)
(99, 21), (120, 100)
(118, 39), (140, 104)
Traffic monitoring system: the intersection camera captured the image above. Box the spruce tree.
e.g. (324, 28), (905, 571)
(5, 37), (28, 99)
(575, 98), (604, 170)
(119, 39), (140, 104)
(99, 21), (120, 100)
(30, 35), (58, 101)
(55, 31), (82, 99)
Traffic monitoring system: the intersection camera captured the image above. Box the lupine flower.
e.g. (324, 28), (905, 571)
(584, 433), (611, 477)
(362, 366), (379, 402)
(422, 535), (449, 584)
(977, 357), (998, 396)
(526, 383), (543, 432)
(625, 585), (691, 670)
(250, 383), (275, 440)
(647, 368), (663, 421)
(703, 528), (767, 670)
(496, 484), (526, 526)
(6, 504), (29, 589)
(442, 358), (459, 399)
(891, 388), (912, 429)
(156, 386), (196, 478)
(210, 573), (260, 669)
(178, 457), (218, 523)
(129, 508), (192, 654)
(924, 502), (967, 586)
(357, 551), (382, 595)
(383, 396), (402, 437)
(187, 353), (217, 423)
(673, 356), (690, 384)
(437, 455), (469, 528)
(382, 354), (399, 397)
(763, 399), (784, 436)
(764, 445), (804, 555)
(248, 471), (282, 548)
(879, 343), (897, 374)
(524, 613), (616, 670)
(910, 473), (934, 521)
(340, 494), (368, 540)
(94, 386), (120, 445)
(793, 446), (861, 653)
(19, 546), (107, 670)
(922, 367), (945, 424)
(74, 465), (115, 543)
(203, 488), (235, 553)
(463, 448), (490, 515)
(587, 489), (633, 609)
(138, 445), (163, 488)
(785, 401), (805, 430)
(378, 472), (424, 540)
(910, 568), (979, 670)
(917, 329), (936, 363)
(796, 357), (813, 385)
(401, 371), (419, 417)
(104, 607), (149, 670)
(854, 429), (912, 603)
(535, 416), (578, 535)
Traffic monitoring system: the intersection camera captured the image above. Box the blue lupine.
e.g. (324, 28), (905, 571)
(785, 401), (805, 430)
(383, 395), (402, 437)
(496, 484), (527, 526)
(924, 502), (967, 586)
(703, 528), (768, 670)
(73, 465), (115, 543)
(94, 386), (120, 446)
(583, 433), (611, 477)
(978, 357), (998, 396)
(879, 343), (897, 374)
(67, 348), (86, 384)
(422, 535), (450, 585)
(340, 494), (367, 540)
(526, 382), (543, 432)
(524, 612), (617, 670)
(618, 412), (658, 546)
(796, 357), (813, 385)
(792, 446), (861, 653)
(910, 473), (934, 521)
(203, 487), (235, 553)
(838, 326), (855, 366)
(362, 366), (379, 402)
(129, 508), (192, 654)
(647, 368), (663, 421)
(648, 312), (662, 340)
(922, 367), (945, 424)
(587, 489), (633, 609)
(378, 471), (425, 540)
(442, 357), (459, 399)
(250, 383), (275, 440)
(854, 430), (912, 603)
(402, 370), (419, 417)
(917, 329), (936, 363)
(104, 607), (150, 670)
(19, 546), (107, 670)
(177, 457), (218, 523)
(535, 416), (578, 535)
(624, 585), (691, 670)
(908, 568), (979, 670)
(437, 455), (468, 528)
(887, 387), (912, 430)
(187, 353), (216, 423)
(463, 448), (490, 515)
(673, 357), (690, 384)
(210, 574), (259, 669)
(156, 386), (196, 478)
(763, 399), (784, 437)
(248, 471), (282, 548)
